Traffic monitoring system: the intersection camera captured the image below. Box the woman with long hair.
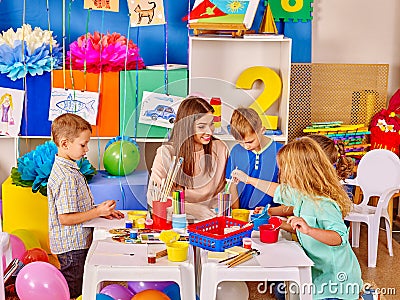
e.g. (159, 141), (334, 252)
(148, 96), (228, 220)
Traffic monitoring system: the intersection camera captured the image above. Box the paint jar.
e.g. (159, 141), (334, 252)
(129, 229), (138, 239)
(125, 220), (133, 229)
(147, 247), (156, 264)
(145, 218), (154, 229)
(242, 237), (252, 249)
(232, 209), (250, 222)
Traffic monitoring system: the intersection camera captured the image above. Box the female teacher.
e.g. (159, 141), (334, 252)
(148, 96), (228, 221)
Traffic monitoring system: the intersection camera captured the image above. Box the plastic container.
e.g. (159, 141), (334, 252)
(152, 199), (172, 230)
(251, 213), (270, 231)
(172, 213), (187, 233)
(166, 241), (189, 262)
(242, 237), (252, 249)
(232, 209), (250, 222)
(128, 210), (147, 228)
(259, 217), (282, 244)
(187, 216), (253, 252)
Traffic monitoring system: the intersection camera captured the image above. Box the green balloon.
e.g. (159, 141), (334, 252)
(103, 140), (140, 176)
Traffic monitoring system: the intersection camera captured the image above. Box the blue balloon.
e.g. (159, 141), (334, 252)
(96, 293), (114, 300)
(162, 282), (181, 300)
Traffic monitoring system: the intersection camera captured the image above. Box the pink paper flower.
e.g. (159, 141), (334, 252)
(66, 32), (145, 73)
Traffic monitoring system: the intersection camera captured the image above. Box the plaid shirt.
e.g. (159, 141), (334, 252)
(47, 156), (94, 254)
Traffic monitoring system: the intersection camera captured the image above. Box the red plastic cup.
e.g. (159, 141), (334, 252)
(152, 199), (172, 230)
(259, 217), (282, 243)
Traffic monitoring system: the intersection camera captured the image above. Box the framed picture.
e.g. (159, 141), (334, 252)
(186, 0), (259, 30)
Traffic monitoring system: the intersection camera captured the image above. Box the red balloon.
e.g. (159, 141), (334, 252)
(21, 248), (49, 265)
(132, 289), (170, 300)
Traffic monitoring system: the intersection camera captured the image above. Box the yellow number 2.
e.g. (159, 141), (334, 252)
(235, 66), (282, 130)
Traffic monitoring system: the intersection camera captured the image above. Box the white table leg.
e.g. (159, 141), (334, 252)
(199, 264), (218, 300)
(298, 266), (313, 300)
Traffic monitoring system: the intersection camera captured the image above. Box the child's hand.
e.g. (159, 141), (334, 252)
(96, 200), (117, 218)
(109, 209), (124, 219)
(287, 216), (311, 235)
(254, 206), (264, 214)
(231, 169), (248, 184)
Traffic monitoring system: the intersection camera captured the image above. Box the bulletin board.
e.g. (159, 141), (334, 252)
(288, 63), (389, 142)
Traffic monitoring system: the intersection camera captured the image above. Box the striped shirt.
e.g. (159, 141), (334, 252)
(47, 156), (94, 254)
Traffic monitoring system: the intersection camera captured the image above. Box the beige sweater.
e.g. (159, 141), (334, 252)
(148, 140), (228, 211)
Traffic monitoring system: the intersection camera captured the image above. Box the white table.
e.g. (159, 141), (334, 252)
(82, 214), (196, 300)
(198, 233), (314, 300)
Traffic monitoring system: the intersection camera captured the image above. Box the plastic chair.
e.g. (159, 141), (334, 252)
(344, 149), (400, 267)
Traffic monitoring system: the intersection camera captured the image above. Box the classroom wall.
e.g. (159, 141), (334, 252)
(312, 0), (400, 98)
(0, 0), (195, 66)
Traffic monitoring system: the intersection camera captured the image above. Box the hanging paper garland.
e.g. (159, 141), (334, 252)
(66, 31), (145, 73)
(268, 0), (313, 22)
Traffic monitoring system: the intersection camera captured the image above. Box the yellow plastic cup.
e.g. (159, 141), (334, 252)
(166, 241), (189, 262)
(231, 209), (250, 222)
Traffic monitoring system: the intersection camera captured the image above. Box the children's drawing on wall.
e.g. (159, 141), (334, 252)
(183, 0), (259, 29)
(49, 88), (99, 125)
(127, 0), (166, 27)
(84, 0), (119, 12)
(0, 87), (25, 137)
(139, 92), (183, 128)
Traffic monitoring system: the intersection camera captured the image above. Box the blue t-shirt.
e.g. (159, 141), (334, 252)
(226, 140), (282, 209)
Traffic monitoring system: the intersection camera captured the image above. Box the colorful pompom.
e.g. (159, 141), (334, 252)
(0, 24), (62, 81)
(67, 31), (145, 73)
(11, 141), (96, 196)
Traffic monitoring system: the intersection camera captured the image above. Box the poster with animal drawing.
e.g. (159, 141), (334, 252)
(139, 91), (183, 128)
(49, 88), (100, 125)
(127, 0), (166, 27)
(84, 0), (119, 12)
(0, 87), (25, 137)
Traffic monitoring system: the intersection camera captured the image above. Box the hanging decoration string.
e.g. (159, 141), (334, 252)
(67, 0), (76, 93)
(21, 0), (28, 137)
(163, 1), (169, 96)
(95, 10), (106, 171)
(46, 0), (54, 89)
(134, 27), (140, 141)
(62, 0), (66, 88)
(83, 8), (91, 93)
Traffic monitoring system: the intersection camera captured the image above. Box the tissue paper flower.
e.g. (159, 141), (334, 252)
(66, 31), (145, 73)
(11, 141), (96, 196)
(0, 24), (62, 81)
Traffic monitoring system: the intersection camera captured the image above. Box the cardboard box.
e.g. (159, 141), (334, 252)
(2, 177), (50, 253)
(120, 69), (188, 138)
(52, 70), (120, 137)
(0, 73), (52, 136)
(89, 170), (149, 210)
